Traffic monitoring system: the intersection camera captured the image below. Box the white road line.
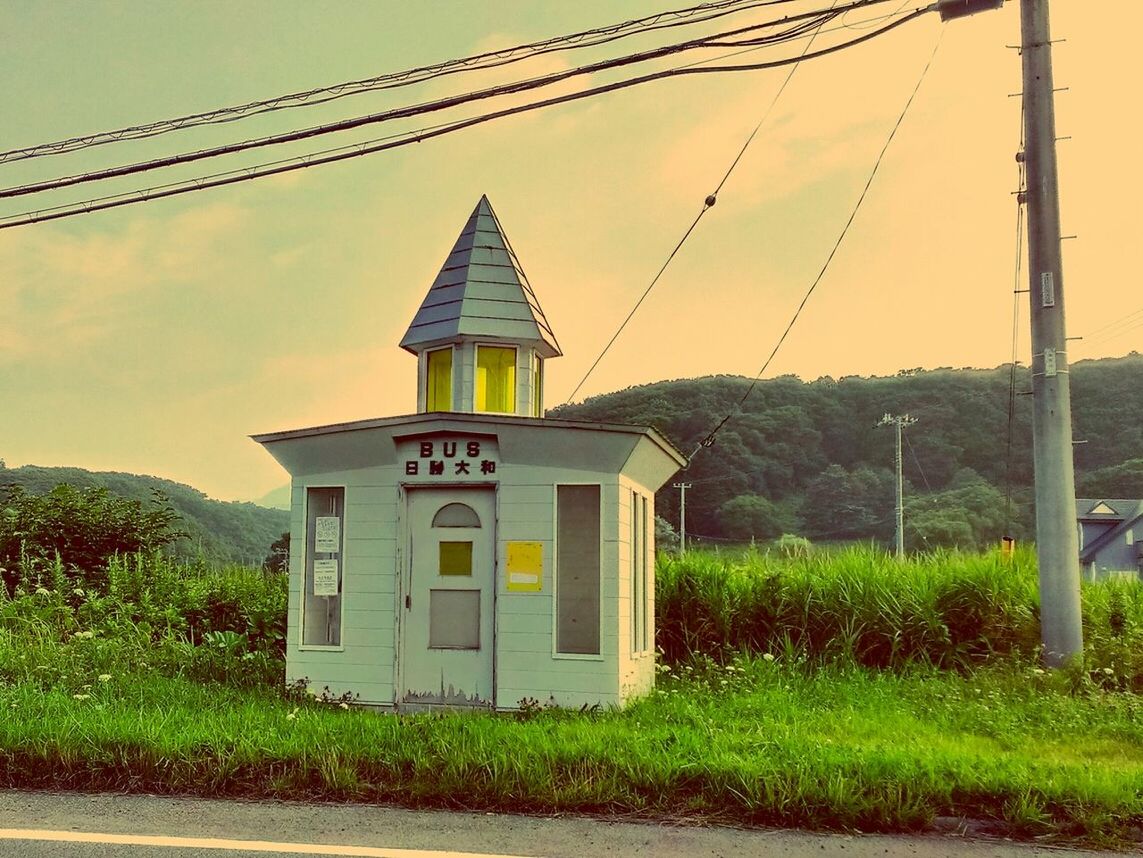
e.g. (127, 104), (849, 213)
(0, 829), (538, 858)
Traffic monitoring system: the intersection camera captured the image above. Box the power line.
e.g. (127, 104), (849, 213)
(0, 0), (795, 165)
(691, 29), (944, 458)
(1078, 307), (1143, 350)
(564, 0), (850, 404)
(2, 2), (891, 203)
(0, 8), (932, 231)
(1004, 103), (1027, 537)
(0, 2), (887, 201)
(1083, 318), (1143, 349)
(902, 427), (932, 491)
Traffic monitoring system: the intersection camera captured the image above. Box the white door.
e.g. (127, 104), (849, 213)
(401, 487), (496, 707)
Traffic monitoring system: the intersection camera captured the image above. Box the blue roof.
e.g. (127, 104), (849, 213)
(400, 195), (561, 358)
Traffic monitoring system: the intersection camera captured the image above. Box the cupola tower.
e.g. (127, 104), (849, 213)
(400, 195), (561, 418)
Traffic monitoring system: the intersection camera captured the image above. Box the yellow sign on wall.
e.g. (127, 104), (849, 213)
(506, 541), (543, 592)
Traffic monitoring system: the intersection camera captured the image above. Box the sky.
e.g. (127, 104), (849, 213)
(1, 0), (1139, 503)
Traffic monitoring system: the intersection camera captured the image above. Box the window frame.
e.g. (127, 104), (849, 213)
(630, 489), (652, 656)
(552, 482), (604, 660)
(474, 343), (518, 415)
(299, 485), (347, 651)
(640, 493), (651, 653)
(424, 346), (454, 412)
(532, 354), (544, 418)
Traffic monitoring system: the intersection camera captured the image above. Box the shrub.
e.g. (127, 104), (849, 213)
(0, 484), (184, 594)
(0, 552), (287, 693)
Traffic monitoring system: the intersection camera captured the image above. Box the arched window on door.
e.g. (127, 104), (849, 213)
(432, 502), (481, 528)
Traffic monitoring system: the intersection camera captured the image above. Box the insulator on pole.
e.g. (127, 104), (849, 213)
(936, 0), (1004, 22)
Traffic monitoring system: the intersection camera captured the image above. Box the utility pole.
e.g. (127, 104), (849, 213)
(1020, 0), (1083, 665)
(673, 482), (691, 553)
(878, 414), (916, 558)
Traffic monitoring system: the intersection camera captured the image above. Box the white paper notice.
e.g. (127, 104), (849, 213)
(313, 559), (339, 596)
(315, 516), (340, 553)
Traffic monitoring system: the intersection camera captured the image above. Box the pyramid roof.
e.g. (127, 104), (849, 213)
(400, 195), (561, 358)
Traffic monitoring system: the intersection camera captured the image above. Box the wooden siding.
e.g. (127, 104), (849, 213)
(278, 446), (665, 709)
(286, 468), (399, 706)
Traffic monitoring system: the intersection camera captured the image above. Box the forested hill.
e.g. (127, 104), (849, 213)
(552, 354), (1143, 549)
(0, 464), (287, 565)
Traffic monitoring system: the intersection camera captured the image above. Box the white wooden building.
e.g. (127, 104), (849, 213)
(254, 196), (685, 710)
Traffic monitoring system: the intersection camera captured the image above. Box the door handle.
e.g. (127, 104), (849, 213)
(405, 595), (411, 610)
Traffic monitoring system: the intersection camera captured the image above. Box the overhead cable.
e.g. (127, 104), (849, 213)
(563, 0), (846, 404)
(0, 8), (932, 231)
(0, 0), (796, 164)
(1004, 103), (1027, 536)
(0, 0), (912, 201)
(692, 29), (944, 458)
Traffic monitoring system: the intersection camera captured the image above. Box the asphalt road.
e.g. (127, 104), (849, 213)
(0, 790), (1129, 857)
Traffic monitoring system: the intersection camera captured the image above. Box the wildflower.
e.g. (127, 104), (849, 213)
(97, 674), (112, 683)
(763, 653), (776, 662)
(72, 693), (90, 701)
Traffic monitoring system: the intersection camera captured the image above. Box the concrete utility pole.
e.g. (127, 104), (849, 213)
(879, 414), (916, 558)
(1020, 0), (1083, 665)
(673, 482), (691, 553)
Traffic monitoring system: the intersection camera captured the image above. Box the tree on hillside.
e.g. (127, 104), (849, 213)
(263, 531), (290, 573)
(904, 471), (1011, 551)
(1, 464), (289, 565)
(654, 515), (679, 552)
(802, 465), (897, 542)
(553, 355), (1143, 545)
(1076, 458), (1143, 498)
(0, 485), (185, 594)
(719, 495), (794, 542)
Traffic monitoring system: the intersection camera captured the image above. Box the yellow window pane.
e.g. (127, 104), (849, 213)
(439, 541), (473, 576)
(476, 346), (516, 413)
(426, 348), (452, 411)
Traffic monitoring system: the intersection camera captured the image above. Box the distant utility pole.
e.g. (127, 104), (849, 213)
(878, 414), (916, 558)
(673, 482), (691, 553)
(1020, 0), (1083, 665)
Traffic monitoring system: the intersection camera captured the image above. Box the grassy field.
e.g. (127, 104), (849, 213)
(1, 548), (1141, 847)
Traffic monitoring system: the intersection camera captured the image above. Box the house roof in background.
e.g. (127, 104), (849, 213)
(1076, 498), (1143, 562)
(1076, 498), (1142, 521)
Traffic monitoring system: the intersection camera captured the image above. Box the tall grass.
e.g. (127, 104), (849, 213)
(2, 548), (1142, 843)
(0, 658), (1139, 845)
(657, 546), (1143, 687)
(0, 552), (286, 690)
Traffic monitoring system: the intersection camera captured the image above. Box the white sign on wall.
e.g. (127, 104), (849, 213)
(313, 559), (339, 596)
(398, 436), (500, 480)
(315, 516), (341, 553)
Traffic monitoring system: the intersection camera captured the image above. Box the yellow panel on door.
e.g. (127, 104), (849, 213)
(439, 541), (473, 576)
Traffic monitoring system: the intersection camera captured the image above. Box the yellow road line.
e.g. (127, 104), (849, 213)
(0, 829), (538, 858)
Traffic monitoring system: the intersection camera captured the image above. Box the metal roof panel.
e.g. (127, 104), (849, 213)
(400, 195), (561, 356)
